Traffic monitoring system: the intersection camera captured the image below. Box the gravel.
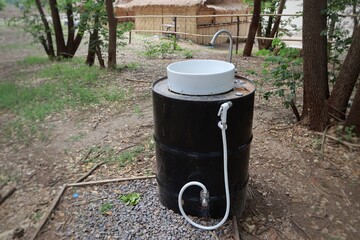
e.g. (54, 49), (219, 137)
(61, 179), (234, 239)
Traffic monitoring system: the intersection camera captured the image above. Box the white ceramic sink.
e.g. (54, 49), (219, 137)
(167, 60), (235, 95)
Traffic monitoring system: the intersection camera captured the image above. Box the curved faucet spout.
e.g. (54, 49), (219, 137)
(210, 29), (233, 63)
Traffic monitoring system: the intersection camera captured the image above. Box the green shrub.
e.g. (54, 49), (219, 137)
(0, 0), (5, 11)
(257, 38), (303, 107)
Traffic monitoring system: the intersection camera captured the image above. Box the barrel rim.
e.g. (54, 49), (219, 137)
(152, 76), (256, 102)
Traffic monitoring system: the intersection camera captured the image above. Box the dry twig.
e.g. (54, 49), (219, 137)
(233, 216), (241, 240)
(314, 132), (360, 149)
(0, 187), (17, 205)
(320, 125), (331, 160)
(308, 177), (343, 198)
(80, 148), (93, 162)
(67, 175), (156, 187)
(289, 217), (312, 240)
(74, 161), (105, 183)
(265, 119), (304, 133)
(211, 230), (220, 240)
(341, 189), (351, 205)
(328, 112), (345, 122)
(30, 185), (67, 240)
(126, 78), (152, 83)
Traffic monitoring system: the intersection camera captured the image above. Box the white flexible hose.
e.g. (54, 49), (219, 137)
(177, 102), (232, 230)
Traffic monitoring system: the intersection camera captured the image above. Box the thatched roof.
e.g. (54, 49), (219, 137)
(116, 0), (205, 8)
(115, 0), (245, 10)
(206, 3), (247, 12)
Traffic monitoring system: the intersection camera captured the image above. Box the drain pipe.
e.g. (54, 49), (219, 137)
(178, 101), (233, 230)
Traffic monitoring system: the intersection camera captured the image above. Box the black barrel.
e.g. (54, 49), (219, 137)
(152, 77), (255, 218)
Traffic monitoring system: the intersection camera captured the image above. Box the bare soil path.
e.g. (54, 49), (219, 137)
(0, 5), (359, 240)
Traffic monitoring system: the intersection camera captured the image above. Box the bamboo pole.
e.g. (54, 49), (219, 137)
(116, 13), (303, 19)
(236, 16), (240, 54)
(116, 13), (360, 19)
(30, 185), (67, 240)
(129, 29), (303, 42)
(67, 175), (156, 187)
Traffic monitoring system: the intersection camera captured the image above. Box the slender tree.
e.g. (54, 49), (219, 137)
(49, 0), (67, 56)
(106, 0), (117, 68)
(34, 0), (55, 58)
(263, 0), (286, 49)
(243, 0), (261, 56)
(24, 0), (86, 59)
(86, 13), (104, 67)
(345, 81), (360, 136)
(257, 0), (287, 50)
(328, 24), (360, 119)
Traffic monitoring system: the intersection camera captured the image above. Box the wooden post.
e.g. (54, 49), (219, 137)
(174, 16), (177, 32)
(236, 16), (240, 54)
(129, 30), (132, 44)
(173, 17), (177, 50)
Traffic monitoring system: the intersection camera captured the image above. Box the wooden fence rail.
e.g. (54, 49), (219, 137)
(121, 13), (358, 51)
(116, 13), (359, 19)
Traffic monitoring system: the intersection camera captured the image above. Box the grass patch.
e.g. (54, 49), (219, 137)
(116, 62), (140, 72)
(81, 144), (145, 168)
(0, 58), (130, 143)
(143, 38), (194, 59)
(133, 105), (142, 115)
(116, 146), (144, 167)
(21, 56), (51, 65)
(100, 203), (113, 215)
(0, 169), (21, 186)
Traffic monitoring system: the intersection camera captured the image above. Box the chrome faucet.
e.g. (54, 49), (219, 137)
(210, 29), (233, 63)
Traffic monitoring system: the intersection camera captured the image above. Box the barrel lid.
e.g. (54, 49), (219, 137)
(153, 76), (255, 102)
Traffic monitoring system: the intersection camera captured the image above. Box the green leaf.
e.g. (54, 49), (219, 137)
(119, 193), (141, 206)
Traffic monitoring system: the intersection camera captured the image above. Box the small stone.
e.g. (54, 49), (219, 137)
(246, 224), (256, 233)
(321, 227), (329, 234)
(13, 227), (25, 238)
(320, 162), (331, 169)
(311, 225), (320, 230)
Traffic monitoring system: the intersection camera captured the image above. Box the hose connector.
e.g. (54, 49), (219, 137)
(200, 189), (209, 208)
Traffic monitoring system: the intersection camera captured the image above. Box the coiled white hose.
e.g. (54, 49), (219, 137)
(177, 101), (232, 230)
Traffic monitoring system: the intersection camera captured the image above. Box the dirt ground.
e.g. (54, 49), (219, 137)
(1, 5), (359, 240)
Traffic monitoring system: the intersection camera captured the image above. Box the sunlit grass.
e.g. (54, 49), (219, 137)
(0, 57), (130, 143)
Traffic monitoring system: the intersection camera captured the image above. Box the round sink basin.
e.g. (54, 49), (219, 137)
(167, 60), (235, 95)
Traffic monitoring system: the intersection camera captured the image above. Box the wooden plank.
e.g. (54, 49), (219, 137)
(116, 13), (304, 19)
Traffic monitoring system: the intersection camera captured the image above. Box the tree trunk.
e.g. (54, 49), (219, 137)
(49, 0), (67, 57)
(66, 2), (75, 54)
(256, 21), (266, 50)
(303, 0), (329, 131)
(106, 0), (117, 69)
(344, 80), (360, 136)
(34, 0), (55, 58)
(96, 46), (105, 68)
(86, 31), (97, 66)
(328, 25), (360, 119)
(243, 0), (261, 56)
(69, 12), (89, 57)
(86, 12), (101, 67)
(263, 0), (287, 49)
(353, 0), (358, 31)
